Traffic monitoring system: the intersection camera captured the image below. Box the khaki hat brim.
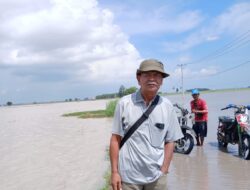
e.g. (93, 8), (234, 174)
(136, 69), (169, 78)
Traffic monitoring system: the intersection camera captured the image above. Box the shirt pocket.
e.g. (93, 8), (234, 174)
(149, 123), (166, 148)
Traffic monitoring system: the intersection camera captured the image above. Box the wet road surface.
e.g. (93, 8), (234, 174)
(167, 90), (250, 190)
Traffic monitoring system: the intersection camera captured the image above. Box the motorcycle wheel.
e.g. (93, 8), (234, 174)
(175, 133), (194, 154)
(217, 132), (228, 148)
(239, 135), (250, 160)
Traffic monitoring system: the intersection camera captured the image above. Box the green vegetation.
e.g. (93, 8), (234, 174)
(100, 168), (111, 190)
(99, 147), (112, 190)
(96, 85), (137, 99)
(118, 85), (137, 97)
(63, 110), (107, 118)
(124, 86), (137, 96)
(63, 85), (137, 118)
(63, 100), (117, 190)
(96, 93), (117, 100)
(105, 99), (118, 117)
(63, 102), (116, 189)
(63, 99), (118, 118)
(6, 101), (13, 106)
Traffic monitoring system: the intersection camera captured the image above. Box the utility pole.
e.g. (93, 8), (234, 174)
(177, 64), (186, 106)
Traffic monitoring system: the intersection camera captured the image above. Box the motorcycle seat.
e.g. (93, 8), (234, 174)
(219, 116), (234, 124)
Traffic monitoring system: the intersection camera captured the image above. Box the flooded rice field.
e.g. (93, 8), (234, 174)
(0, 90), (250, 190)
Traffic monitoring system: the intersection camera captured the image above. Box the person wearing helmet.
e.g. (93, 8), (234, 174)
(190, 89), (208, 146)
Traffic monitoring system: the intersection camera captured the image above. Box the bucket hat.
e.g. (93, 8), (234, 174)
(136, 59), (169, 78)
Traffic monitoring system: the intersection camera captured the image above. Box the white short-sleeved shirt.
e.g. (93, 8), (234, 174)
(112, 90), (183, 184)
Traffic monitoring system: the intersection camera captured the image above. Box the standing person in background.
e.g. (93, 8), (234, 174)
(190, 89), (208, 146)
(109, 59), (183, 190)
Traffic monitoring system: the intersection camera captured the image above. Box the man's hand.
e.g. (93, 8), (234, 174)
(160, 142), (174, 175)
(109, 134), (122, 189)
(192, 109), (199, 113)
(111, 172), (122, 190)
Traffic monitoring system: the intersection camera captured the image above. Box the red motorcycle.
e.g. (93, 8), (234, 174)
(217, 104), (250, 160)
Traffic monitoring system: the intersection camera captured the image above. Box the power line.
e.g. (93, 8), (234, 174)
(201, 39), (250, 62)
(187, 30), (250, 65)
(210, 60), (250, 76)
(174, 30), (250, 94)
(184, 60), (250, 79)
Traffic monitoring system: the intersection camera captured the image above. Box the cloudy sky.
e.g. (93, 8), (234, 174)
(0, 0), (249, 104)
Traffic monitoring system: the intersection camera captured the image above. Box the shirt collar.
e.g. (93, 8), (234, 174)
(135, 90), (144, 103)
(134, 89), (159, 105)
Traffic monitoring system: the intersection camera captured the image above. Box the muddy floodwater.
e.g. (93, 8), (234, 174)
(1, 90), (250, 190)
(167, 90), (250, 190)
(0, 100), (112, 190)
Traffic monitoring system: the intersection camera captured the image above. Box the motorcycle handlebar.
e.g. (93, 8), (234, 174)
(173, 103), (183, 111)
(221, 104), (250, 111)
(173, 103), (181, 109)
(174, 103), (189, 115)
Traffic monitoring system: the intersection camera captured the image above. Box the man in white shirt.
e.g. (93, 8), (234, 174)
(109, 59), (183, 190)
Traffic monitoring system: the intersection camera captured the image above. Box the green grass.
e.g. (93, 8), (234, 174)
(100, 169), (111, 190)
(100, 147), (112, 190)
(63, 110), (107, 118)
(62, 99), (118, 119)
(105, 99), (118, 117)
(63, 100), (117, 189)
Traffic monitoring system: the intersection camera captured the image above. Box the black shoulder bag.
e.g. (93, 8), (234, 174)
(119, 95), (160, 149)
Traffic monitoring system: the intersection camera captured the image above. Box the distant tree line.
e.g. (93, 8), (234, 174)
(6, 101), (13, 106)
(65, 98), (81, 102)
(186, 88), (210, 93)
(96, 93), (117, 99)
(96, 85), (138, 99)
(118, 85), (137, 97)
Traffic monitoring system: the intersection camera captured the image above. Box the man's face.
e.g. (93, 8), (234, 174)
(192, 94), (199, 100)
(137, 71), (163, 94)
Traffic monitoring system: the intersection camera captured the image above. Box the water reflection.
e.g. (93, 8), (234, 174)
(168, 147), (209, 190)
(168, 143), (250, 190)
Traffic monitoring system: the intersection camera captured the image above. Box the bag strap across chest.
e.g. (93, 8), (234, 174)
(119, 95), (160, 149)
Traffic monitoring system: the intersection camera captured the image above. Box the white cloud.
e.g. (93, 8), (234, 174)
(16, 88), (24, 93)
(178, 55), (192, 64)
(0, 0), (140, 84)
(0, 89), (7, 95)
(172, 66), (218, 79)
(164, 2), (250, 52)
(110, 6), (203, 35)
(206, 35), (219, 41)
(200, 67), (217, 76)
(214, 2), (250, 35)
